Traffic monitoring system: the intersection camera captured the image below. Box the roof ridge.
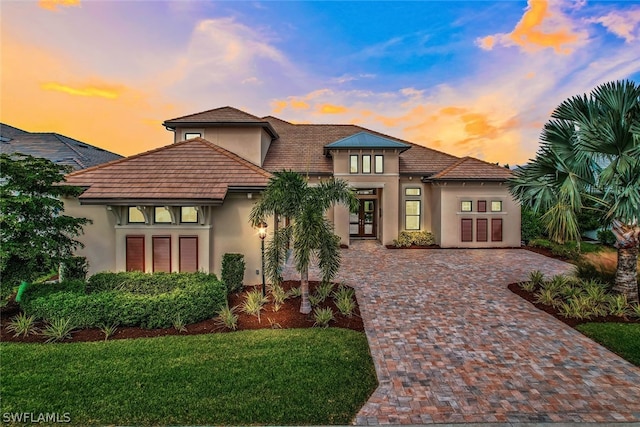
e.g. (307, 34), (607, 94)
(432, 156), (468, 178)
(165, 106), (266, 123)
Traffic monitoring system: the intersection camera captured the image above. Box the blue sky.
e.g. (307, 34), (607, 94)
(2, 0), (639, 164)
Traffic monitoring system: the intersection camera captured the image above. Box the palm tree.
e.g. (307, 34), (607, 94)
(509, 80), (640, 302)
(250, 170), (358, 313)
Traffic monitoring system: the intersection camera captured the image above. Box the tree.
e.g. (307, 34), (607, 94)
(249, 170), (357, 314)
(509, 80), (640, 302)
(0, 154), (90, 290)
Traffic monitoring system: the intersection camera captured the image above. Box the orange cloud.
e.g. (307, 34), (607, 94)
(41, 82), (123, 99)
(39, 0), (80, 11)
(318, 104), (348, 114)
(290, 100), (310, 110)
(476, 0), (585, 54)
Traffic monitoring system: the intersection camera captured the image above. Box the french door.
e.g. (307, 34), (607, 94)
(349, 199), (376, 238)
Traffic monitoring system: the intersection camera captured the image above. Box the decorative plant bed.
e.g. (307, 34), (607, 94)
(385, 244), (440, 249)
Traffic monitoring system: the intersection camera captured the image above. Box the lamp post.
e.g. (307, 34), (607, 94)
(258, 221), (268, 297)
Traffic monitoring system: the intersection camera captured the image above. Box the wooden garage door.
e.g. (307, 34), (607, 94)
(126, 236), (145, 272)
(153, 236), (171, 272)
(179, 236), (198, 273)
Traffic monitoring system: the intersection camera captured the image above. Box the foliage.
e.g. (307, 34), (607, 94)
(597, 229), (617, 247)
(576, 323), (640, 366)
(173, 314), (188, 333)
(575, 261), (617, 285)
(607, 294), (630, 317)
(0, 154), (90, 289)
(41, 318), (76, 343)
(313, 307), (335, 327)
(631, 303), (640, 319)
(6, 313), (38, 338)
(0, 330), (378, 425)
(508, 80), (640, 302)
(215, 304), (239, 331)
(249, 171), (358, 314)
(242, 289), (268, 322)
(99, 323), (118, 341)
(21, 273), (226, 329)
(315, 281), (334, 302)
(528, 270), (545, 288)
(288, 286), (302, 298)
(269, 284), (288, 312)
(521, 207), (544, 244)
(60, 256), (89, 281)
(221, 253), (246, 294)
(333, 285), (356, 317)
(392, 231), (435, 248)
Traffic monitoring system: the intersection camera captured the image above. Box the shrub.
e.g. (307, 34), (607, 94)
(608, 294), (630, 317)
(60, 256), (89, 281)
(215, 304), (239, 330)
(313, 307), (334, 327)
(335, 295), (356, 317)
(288, 286), (302, 298)
(315, 282), (334, 302)
(269, 284), (288, 312)
(99, 323), (118, 341)
(21, 273), (226, 329)
(41, 318), (75, 343)
(521, 207), (544, 244)
(242, 289), (268, 322)
(392, 231), (435, 248)
(6, 313), (38, 337)
(173, 314), (188, 333)
(221, 253), (246, 293)
(575, 261), (617, 285)
(550, 244), (579, 260)
(597, 229), (616, 246)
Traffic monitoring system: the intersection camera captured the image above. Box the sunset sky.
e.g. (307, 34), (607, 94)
(1, 0), (639, 165)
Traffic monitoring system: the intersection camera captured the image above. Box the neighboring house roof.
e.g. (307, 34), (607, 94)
(0, 123), (122, 170)
(163, 106), (279, 139)
(64, 138), (272, 203)
(425, 156), (513, 181)
(324, 132), (411, 154)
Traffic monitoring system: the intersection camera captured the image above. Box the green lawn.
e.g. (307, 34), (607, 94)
(1, 329), (377, 425)
(576, 323), (640, 366)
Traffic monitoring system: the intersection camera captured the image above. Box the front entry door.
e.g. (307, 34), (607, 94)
(350, 200), (376, 238)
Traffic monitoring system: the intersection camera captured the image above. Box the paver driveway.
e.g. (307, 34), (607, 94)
(284, 241), (640, 424)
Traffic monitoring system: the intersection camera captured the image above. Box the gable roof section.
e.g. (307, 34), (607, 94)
(426, 157), (512, 181)
(163, 106), (278, 139)
(0, 124), (122, 169)
(324, 132), (411, 154)
(65, 138), (272, 203)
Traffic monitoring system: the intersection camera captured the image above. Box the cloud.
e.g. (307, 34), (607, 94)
(318, 104), (348, 114)
(41, 82), (123, 99)
(477, 0), (587, 54)
(587, 8), (640, 42)
(38, 0), (80, 11)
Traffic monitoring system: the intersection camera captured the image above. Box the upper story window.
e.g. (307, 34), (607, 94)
(154, 207), (172, 223)
(128, 207), (145, 224)
(362, 155), (371, 174)
(184, 132), (202, 140)
(349, 155), (358, 174)
(461, 201), (472, 212)
(375, 155), (384, 173)
(491, 201), (503, 212)
(405, 188), (421, 196)
(180, 207), (198, 223)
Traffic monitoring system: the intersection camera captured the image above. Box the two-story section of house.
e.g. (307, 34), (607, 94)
(64, 106), (519, 283)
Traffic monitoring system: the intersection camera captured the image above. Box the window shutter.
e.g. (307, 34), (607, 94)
(461, 219), (473, 242)
(478, 200), (487, 212)
(126, 236), (145, 272)
(153, 236), (171, 272)
(179, 236), (198, 273)
(491, 218), (503, 242)
(477, 219), (488, 242)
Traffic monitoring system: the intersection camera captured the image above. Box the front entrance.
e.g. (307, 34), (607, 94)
(350, 199), (376, 238)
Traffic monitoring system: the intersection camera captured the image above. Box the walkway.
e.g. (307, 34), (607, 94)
(283, 241), (640, 424)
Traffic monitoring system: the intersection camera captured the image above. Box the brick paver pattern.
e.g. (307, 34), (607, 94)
(283, 241), (640, 424)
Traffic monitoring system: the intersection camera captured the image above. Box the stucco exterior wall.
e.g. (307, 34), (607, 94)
(435, 182), (521, 248)
(175, 127), (265, 167)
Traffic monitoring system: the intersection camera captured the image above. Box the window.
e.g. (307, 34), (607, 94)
(478, 200), (487, 212)
(349, 155), (358, 174)
(405, 200), (421, 230)
(375, 155), (384, 173)
(461, 219), (473, 242)
(362, 155), (371, 174)
(180, 207), (198, 223)
(492, 218), (503, 241)
(184, 132), (201, 140)
(154, 207), (172, 223)
(405, 188), (421, 196)
(128, 207), (145, 223)
(152, 236), (171, 272)
(476, 219), (488, 242)
(179, 236), (198, 272)
(491, 201), (503, 212)
(461, 201), (472, 212)
(126, 236), (145, 272)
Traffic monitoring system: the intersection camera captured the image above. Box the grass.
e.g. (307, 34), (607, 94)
(0, 329), (377, 425)
(576, 323), (640, 367)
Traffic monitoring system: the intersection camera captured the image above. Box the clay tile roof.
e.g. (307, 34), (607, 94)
(428, 156), (513, 181)
(64, 138), (272, 202)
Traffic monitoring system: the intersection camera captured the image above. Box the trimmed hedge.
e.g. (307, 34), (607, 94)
(20, 272), (226, 329)
(221, 253), (245, 293)
(392, 231), (435, 248)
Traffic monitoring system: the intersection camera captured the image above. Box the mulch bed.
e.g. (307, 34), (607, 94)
(508, 283), (640, 328)
(385, 244), (441, 249)
(0, 281), (363, 344)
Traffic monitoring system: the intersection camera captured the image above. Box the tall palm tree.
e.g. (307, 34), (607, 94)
(509, 80), (640, 302)
(250, 170), (358, 313)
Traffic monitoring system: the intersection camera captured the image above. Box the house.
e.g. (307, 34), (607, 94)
(0, 123), (123, 170)
(63, 107), (519, 283)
